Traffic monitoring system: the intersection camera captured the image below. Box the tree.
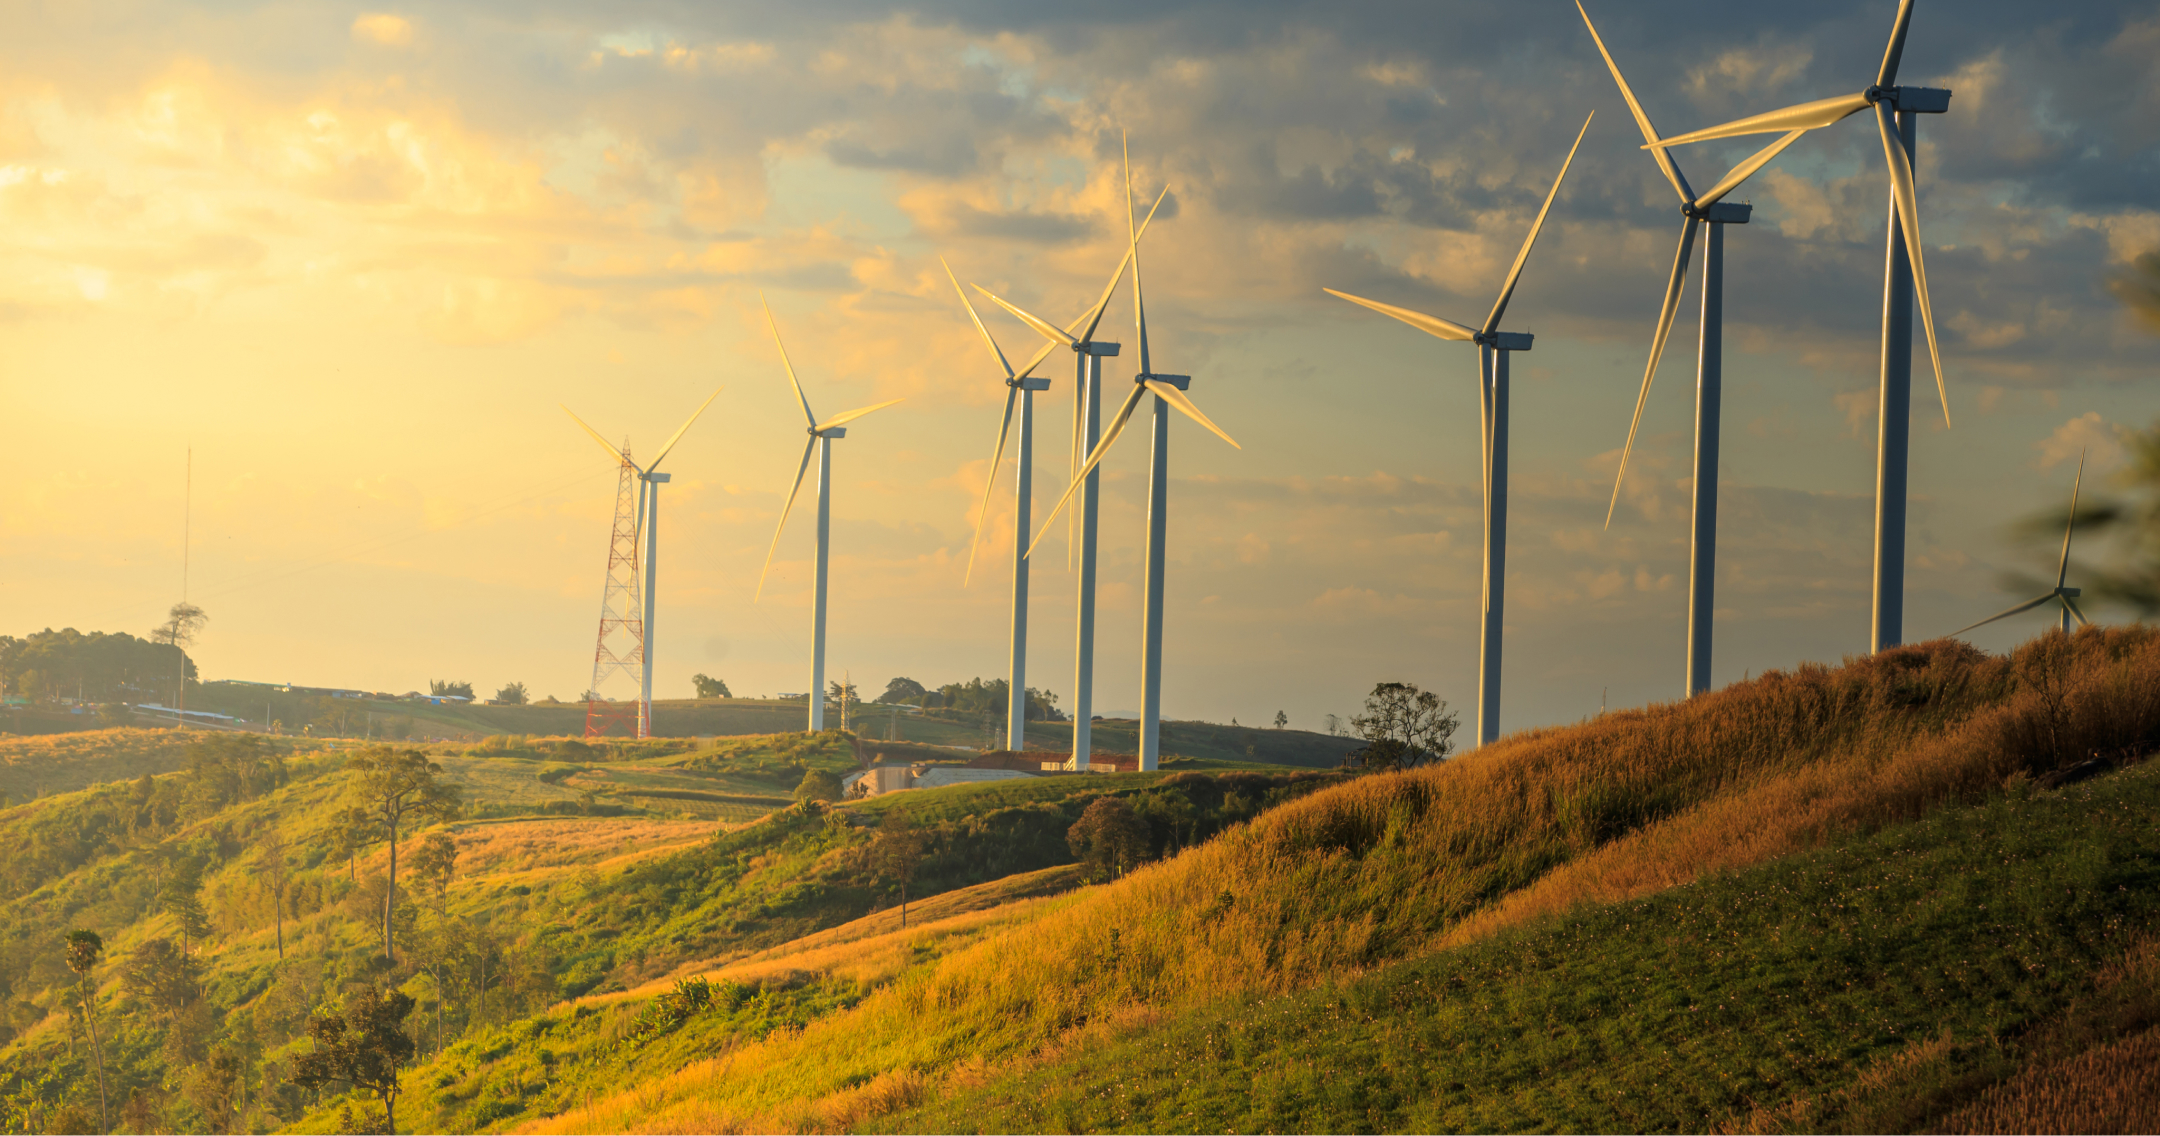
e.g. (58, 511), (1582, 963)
(870, 811), (928, 927)
(257, 829), (293, 960)
(162, 855), (212, 953)
(345, 747), (462, 963)
(150, 602), (207, 719)
(122, 938), (202, 1022)
(691, 673), (732, 699)
(492, 681), (528, 705)
(64, 931), (109, 1132)
(333, 805), (379, 882)
(427, 680), (474, 699)
(288, 986), (417, 1135)
(877, 677), (927, 704)
(1273, 710), (1288, 730)
(1324, 713), (1343, 736)
(406, 832), (458, 921)
(1347, 682), (1459, 772)
(1068, 797), (1150, 880)
(185, 1050), (242, 1134)
(793, 768), (844, 803)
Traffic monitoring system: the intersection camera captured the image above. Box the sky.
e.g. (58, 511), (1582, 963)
(2, 0), (2156, 735)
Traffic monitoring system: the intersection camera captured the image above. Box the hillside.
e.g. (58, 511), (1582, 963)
(523, 628), (2160, 1133)
(8, 629), (2158, 1134)
(0, 720), (1337, 1134)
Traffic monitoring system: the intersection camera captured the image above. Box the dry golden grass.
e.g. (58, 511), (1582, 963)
(1933, 1028), (2160, 1134)
(528, 629), (2160, 1136)
(446, 817), (716, 879)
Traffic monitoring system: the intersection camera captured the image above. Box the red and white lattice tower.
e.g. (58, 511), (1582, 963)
(584, 452), (646, 738)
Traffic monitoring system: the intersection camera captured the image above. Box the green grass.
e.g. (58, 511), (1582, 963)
(888, 761), (2160, 1134)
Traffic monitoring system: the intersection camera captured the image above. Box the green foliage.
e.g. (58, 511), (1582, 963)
(492, 682), (528, 706)
(290, 985), (419, 1133)
(922, 676), (1063, 721)
(428, 680), (474, 700)
(691, 673), (731, 699)
(1346, 681), (1458, 771)
(793, 768), (844, 802)
(0, 627), (194, 703)
(876, 677), (926, 704)
(1066, 796), (1147, 881)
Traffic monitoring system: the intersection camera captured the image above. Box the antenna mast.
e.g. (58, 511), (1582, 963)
(584, 451), (646, 738)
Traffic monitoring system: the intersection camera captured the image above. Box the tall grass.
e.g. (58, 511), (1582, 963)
(533, 629), (2160, 1134)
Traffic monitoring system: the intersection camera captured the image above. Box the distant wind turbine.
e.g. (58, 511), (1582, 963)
(1579, 1), (1811, 698)
(563, 386), (724, 737)
(755, 293), (905, 732)
(968, 183), (1169, 766)
(1323, 112), (1593, 747)
(1650, 0), (1954, 654)
(1952, 453), (2091, 638)
(1029, 138), (1240, 771)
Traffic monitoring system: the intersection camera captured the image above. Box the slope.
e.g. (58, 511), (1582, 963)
(532, 627), (2160, 1133)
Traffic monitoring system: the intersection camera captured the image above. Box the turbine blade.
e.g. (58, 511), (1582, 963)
(1877, 0), (1915, 89)
(1485, 111), (1594, 336)
(562, 405), (629, 464)
(943, 259), (1016, 379)
(2062, 593), (2091, 628)
(1606, 216), (1700, 528)
(815, 397), (905, 432)
(1877, 103), (1948, 428)
(1012, 334), (1063, 383)
(1125, 133), (1152, 377)
(2059, 449), (2085, 589)
(1949, 593), (2057, 638)
(1028, 383), (1146, 559)
(1695, 129), (1809, 209)
(1076, 185), (1168, 346)
(1145, 380), (1240, 449)
(756, 438), (817, 601)
(1322, 288), (1476, 342)
(1652, 93), (1870, 148)
(1576, 1), (1692, 203)
(973, 284), (1076, 349)
(964, 386), (1021, 587)
(647, 385), (725, 473)
(760, 292), (818, 428)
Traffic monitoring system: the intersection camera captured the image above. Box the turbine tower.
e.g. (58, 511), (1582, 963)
(1951, 453), (2091, 638)
(1029, 142), (1240, 771)
(564, 387), (724, 737)
(970, 184), (1169, 767)
(941, 258), (1062, 752)
(1323, 113), (1593, 747)
(1579, 1), (1811, 698)
(1650, 0), (1953, 655)
(755, 294), (904, 732)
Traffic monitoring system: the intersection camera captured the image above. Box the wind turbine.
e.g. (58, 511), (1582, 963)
(1951, 454), (2091, 638)
(1648, 0), (1954, 655)
(940, 258), (1060, 753)
(1028, 140), (1240, 771)
(1579, 1), (1812, 699)
(1323, 112), (1593, 747)
(754, 294), (905, 732)
(967, 183), (1169, 767)
(563, 386), (724, 738)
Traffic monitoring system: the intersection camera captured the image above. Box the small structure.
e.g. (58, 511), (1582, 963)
(842, 763), (1037, 798)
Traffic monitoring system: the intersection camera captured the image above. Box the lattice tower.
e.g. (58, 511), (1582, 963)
(584, 453), (645, 738)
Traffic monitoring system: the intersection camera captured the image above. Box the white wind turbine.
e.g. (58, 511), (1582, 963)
(754, 294), (905, 732)
(1323, 113), (1592, 747)
(1579, 1), (1813, 698)
(1952, 454), (2091, 638)
(563, 386), (724, 738)
(967, 184), (1169, 765)
(1028, 141), (1240, 771)
(1647, 0), (1954, 655)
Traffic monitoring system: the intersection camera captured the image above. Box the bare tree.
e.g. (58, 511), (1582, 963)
(257, 830), (293, 960)
(151, 602), (207, 723)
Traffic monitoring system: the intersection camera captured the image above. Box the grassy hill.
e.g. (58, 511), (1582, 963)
(519, 629), (2160, 1134)
(8, 628), (2159, 1134)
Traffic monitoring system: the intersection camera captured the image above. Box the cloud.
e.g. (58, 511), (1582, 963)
(351, 14), (413, 48)
(2035, 412), (2132, 471)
